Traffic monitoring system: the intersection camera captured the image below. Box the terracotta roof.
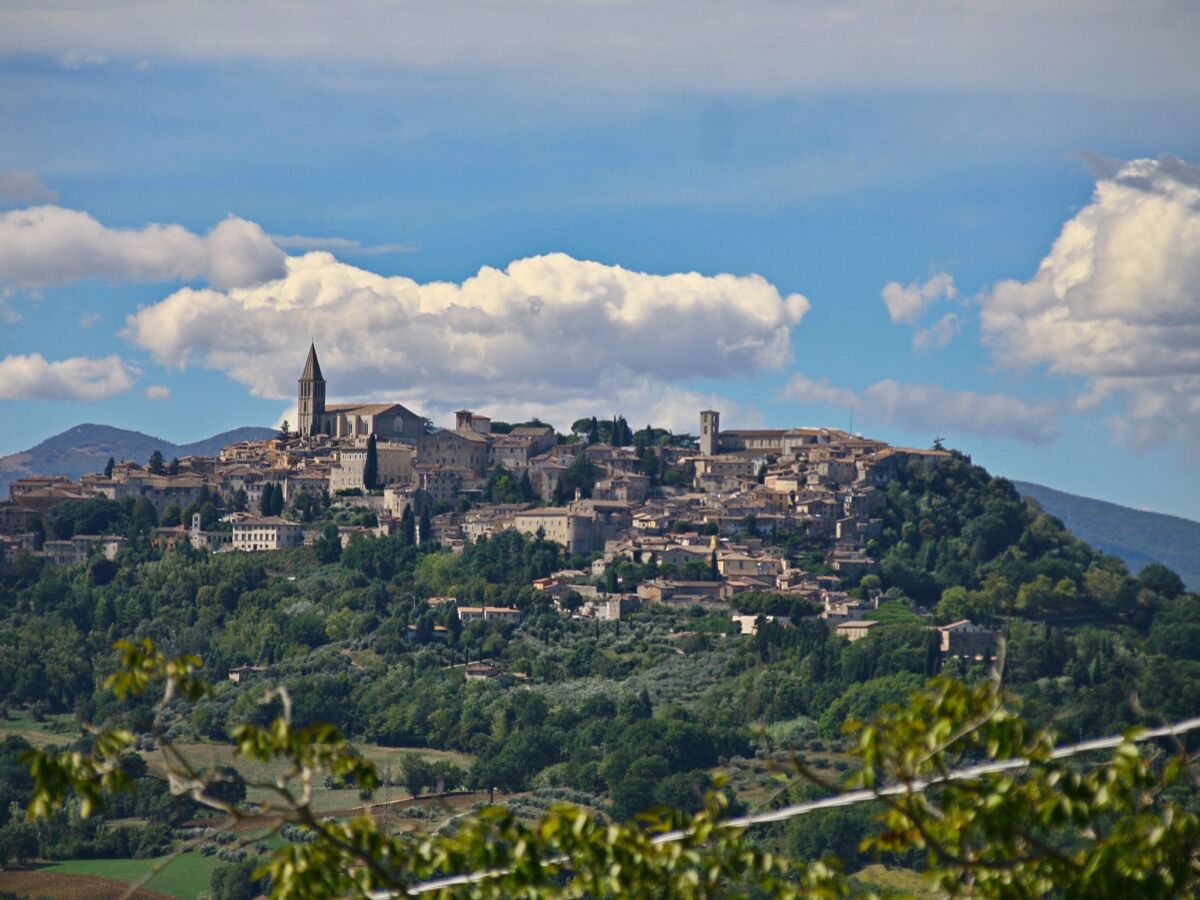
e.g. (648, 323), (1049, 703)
(324, 402), (421, 417)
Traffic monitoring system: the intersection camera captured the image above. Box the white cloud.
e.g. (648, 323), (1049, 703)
(782, 373), (1060, 445)
(0, 171), (57, 206)
(912, 312), (963, 352)
(143, 384), (170, 401)
(271, 234), (418, 256)
(78, 312), (102, 329)
(0, 2), (1195, 102)
(780, 374), (858, 410)
(981, 155), (1200, 450)
(881, 272), (957, 325)
(0, 353), (135, 401)
(125, 250), (809, 427)
(0, 206), (286, 289)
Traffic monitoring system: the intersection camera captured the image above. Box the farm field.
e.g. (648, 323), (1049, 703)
(0, 852), (223, 899)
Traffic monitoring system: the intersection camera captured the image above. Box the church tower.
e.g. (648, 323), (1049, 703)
(297, 343), (326, 437)
(700, 409), (720, 456)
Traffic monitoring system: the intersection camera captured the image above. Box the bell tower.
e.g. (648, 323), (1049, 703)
(700, 409), (720, 456)
(298, 343), (326, 436)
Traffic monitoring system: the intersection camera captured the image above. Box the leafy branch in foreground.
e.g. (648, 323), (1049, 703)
(21, 640), (1200, 898)
(848, 677), (1200, 898)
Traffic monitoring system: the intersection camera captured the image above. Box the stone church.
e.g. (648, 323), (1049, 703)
(296, 344), (426, 440)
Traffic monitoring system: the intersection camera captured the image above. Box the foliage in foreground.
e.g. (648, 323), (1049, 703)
(17, 639), (1200, 898)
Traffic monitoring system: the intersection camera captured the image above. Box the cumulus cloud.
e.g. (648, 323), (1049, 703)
(143, 384), (171, 401)
(912, 312), (963, 352)
(881, 272), (957, 324)
(981, 155), (1200, 449)
(0, 171), (57, 206)
(782, 374), (1060, 444)
(0, 353), (136, 401)
(125, 250), (809, 426)
(0, 207), (286, 289)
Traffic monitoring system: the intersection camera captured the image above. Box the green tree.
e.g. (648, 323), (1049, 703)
(402, 753), (434, 798)
(128, 497), (158, 537)
(362, 433), (378, 490)
(1139, 562), (1185, 599)
(314, 524), (342, 563)
(104, 456), (115, 478)
(148, 449), (165, 474)
(210, 859), (265, 900)
(401, 506), (416, 546)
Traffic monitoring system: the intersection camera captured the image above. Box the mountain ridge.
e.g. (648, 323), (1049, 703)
(1014, 480), (1200, 590)
(0, 423), (277, 492)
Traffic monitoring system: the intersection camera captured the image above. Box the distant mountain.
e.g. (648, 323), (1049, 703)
(0, 423), (277, 493)
(1014, 481), (1200, 590)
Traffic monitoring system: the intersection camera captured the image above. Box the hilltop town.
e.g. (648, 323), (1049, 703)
(0, 344), (998, 657)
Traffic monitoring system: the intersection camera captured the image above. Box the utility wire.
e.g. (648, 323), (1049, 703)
(375, 714), (1200, 896)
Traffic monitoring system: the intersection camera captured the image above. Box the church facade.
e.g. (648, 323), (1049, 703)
(296, 344), (426, 440)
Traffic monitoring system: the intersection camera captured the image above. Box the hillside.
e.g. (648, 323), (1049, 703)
(0, 423), (277, 493)
(1014, 481), (1200, 590)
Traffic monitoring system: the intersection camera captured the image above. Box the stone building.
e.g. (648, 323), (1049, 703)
(330, 440), (415, 492)
(232, 516), (303, 551)
(296, 344), (425, 440)
(937, 620), (1000, 661)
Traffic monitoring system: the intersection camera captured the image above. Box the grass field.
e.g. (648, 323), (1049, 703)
(852, 863), (942, 896)
(0, 710), (79, 746)
(46, 852), (224, 899)
(141, 740), (475, 812)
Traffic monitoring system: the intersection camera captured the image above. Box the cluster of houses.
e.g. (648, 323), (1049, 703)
(0, 343), (999, 662)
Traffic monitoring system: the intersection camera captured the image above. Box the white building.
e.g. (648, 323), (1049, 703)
(232, 516), (304, 551)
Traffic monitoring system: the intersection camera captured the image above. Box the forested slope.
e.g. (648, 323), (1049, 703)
(1015, 480), (1200, 589)
(1, 451), (1197, 875)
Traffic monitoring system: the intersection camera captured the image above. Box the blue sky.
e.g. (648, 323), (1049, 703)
(1, 2), (1199, 518)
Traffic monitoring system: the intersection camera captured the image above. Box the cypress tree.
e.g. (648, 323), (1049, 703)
(363, 434), (379, 491)
(401, 506), (416, 546)
(419, 507), (433, 545)
(517, 469), (535, 502)
(104, 457), (115, 478)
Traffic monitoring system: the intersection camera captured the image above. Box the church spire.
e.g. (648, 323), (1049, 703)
(301, 342), (324, 383)
(298, 343), (326, 437)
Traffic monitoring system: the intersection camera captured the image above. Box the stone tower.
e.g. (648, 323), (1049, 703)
(297, 343), (326, 437)
(700, 409), (720, 456)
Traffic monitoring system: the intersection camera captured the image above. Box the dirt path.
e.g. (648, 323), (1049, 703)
(0, 868), (173, 900)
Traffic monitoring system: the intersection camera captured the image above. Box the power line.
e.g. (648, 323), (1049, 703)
(373, 714), (1200, 896)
